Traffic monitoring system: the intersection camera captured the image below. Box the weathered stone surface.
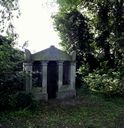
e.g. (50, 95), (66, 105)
(57, 90), (76, 99)
(71, 51), (76, 61)
(23, 63), (32, 92)
(70, 62), (76, 90)
(42, 61), (48, 94)
(24, 46), (76, 101)
(32, 46), (72, 61)
(58, 61), (63, 91)
(24, 49), (32, 62)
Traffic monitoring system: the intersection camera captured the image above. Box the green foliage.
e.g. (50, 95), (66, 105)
(84, 64), (124, 96)
(57, 0), (82, 11)
(0, 92), (33, 111)
(0, 72), (25, 94)
(0, 36), (25, 111)
(54, 9), (93, 53)
(0, 44), (23, 72)
(53, 9), (94, 73)
(0, 93), (124, 128)
(0, 93), (16, 111)
(16, 92), (33, 109)
(0, 0), (31, 112)
(55, 0), (124, 96)
(0, 44), (24, 93)
(0, 0), (19, 35)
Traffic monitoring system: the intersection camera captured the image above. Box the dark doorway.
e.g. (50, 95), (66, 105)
(47, 61), (58, 99)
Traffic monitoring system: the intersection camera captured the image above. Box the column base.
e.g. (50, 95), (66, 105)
(57, 89), (76, 99)
(41, 93), (48, 101)
(32, 87), (48, 101)
(33, 93), (48, 101)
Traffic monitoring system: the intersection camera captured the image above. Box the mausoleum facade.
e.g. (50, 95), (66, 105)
(23, 46), (76, 100)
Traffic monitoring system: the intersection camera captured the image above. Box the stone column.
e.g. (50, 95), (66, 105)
(42, 61), (48, 95)
(58, 61), (63, 91)
(40, 62), (42, 87)
(23, 63), (32, 92)
(70, 62), (76, 90)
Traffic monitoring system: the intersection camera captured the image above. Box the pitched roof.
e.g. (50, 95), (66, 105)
(32, 46), (72, 61)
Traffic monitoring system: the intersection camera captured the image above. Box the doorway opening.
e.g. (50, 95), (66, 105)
(47, 61), (58, 99)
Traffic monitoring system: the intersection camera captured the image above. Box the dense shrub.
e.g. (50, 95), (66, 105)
(16, 92), (33, 109)
(0, 44), (24, 89)
(0, 93), (16, 111)
(83, 67), (124, 97)
(0, 92), (33, 111)
(0, 72), (25, 94)
(0, 43), (28, 111)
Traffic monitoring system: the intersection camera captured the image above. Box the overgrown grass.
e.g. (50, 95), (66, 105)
(0, 92), (124, 128)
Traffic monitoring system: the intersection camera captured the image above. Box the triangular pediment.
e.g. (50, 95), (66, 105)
(32, 46), (72, 61)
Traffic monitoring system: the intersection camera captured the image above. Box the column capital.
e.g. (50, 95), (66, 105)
(71, 62), (76, 66)
(57, 61), (64, 66)
(23, 62), (32, 67)
(41, 61), (48, 66)
(23, 63), (32, 72)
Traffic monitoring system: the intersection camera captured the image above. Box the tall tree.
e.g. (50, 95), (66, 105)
(54, 9), (93, 67)
(0, 0), (19, 39)
(54, 0), (124, 67)
(0, 0), (24, 92)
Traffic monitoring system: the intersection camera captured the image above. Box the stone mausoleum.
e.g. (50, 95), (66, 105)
(23, 46), (76, 100)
